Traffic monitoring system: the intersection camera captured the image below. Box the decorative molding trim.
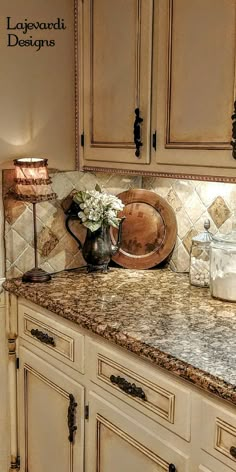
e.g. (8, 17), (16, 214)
(74, 0), (79, 170)
(82, 165), (236, 183)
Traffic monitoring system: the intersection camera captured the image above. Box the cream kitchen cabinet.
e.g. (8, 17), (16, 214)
(79, 0), (236, 180)
(86, 391), (189, 472)
(18, 346), (84, 472)
(5, 295), (236, 472)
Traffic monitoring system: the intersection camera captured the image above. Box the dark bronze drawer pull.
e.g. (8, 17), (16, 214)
(133, 107), (143, 158)
(230, 446), (236, 458)
(110, 374), (147, 401)
(68, 394), (77, 443)
(30, 328), (55, 347)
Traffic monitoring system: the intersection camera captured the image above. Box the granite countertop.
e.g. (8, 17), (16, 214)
(3, 268), (236, 405)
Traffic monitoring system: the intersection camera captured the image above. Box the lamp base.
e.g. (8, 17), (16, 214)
(22, 267), (51, 283)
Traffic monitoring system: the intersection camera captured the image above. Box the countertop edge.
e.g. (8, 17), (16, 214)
(3, 279), (236, 406)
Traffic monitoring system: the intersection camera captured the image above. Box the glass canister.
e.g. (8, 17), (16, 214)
(210, 224), (236, 302)
(189, 220), (213, 287)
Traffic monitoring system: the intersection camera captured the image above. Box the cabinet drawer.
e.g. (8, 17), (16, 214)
(201, 399), (236, 469)
(87, 339), (191, 441)
(18, 302), (84, 373)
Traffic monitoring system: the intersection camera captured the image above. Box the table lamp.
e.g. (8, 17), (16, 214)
(13, 158), (57, 283)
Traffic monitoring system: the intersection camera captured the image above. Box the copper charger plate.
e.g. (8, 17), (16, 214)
(111, 189), (177, 269)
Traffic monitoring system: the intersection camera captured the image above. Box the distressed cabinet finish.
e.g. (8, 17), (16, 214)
(5, 296), (236, 472)
(79, 0), (236, 180)
(18, 346), (84, 472)
(87, 392), (189, 472)
(80, 0), (153, 165)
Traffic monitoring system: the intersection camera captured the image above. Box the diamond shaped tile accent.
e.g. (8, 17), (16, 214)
(208, 196), (231, 229)
(183, 228), (198, 254)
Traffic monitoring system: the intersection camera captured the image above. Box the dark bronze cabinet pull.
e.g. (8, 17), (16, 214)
(230, 446), (236, 458)
(231, 100), (236, 159)
(68, 394), (77, 443)
(110, 374), (147, 401)
(30, 328), (55, 347)
(169, 464), (176, 472)
(133, 108), (143, 158)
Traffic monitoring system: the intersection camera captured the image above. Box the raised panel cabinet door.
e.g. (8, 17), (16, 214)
(153, 0), (236, 172)
(80, 0), (153, 165)
(86, 391), (190, 472)
(18, 347), (84, 472)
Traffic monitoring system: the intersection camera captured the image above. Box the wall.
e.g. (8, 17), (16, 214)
(0, 0), (75, 170)
(3, 170), (236, 276)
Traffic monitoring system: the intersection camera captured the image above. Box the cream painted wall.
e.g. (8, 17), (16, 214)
(0, 0), (76, 171)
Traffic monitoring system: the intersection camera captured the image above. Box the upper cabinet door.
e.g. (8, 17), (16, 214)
(81, 0), (153, 165)
(154, 0), (236, 171)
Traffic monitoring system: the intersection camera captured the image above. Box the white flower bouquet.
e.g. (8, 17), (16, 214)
(73, 185), (124, 232)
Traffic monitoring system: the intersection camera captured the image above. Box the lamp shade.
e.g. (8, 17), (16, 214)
(13, 157), (57, 203)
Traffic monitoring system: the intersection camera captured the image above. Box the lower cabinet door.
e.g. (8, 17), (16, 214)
(87, 391), (189, 472)
(18, 346), (84, 472)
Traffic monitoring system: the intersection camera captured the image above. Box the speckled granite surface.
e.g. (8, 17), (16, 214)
(3, 268), (236, 405)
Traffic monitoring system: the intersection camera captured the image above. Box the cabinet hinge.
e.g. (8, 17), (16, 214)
(81, 133), (84, 147)
(16, 357), (19, 369)
(152, 131), (157, 151)
(17, 456), (20, 468)
(85, 404), (89, 420)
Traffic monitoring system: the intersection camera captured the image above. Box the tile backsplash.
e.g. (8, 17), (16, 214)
(3, 170), (236, 277)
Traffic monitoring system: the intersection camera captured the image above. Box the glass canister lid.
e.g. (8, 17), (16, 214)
(192, 219), (213, 245)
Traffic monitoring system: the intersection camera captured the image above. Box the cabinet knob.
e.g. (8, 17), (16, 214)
(169, 464), (176, 472)
(230, 446), (236, 458)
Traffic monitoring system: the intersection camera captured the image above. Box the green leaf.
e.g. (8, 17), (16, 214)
(95, 184), (102, 193)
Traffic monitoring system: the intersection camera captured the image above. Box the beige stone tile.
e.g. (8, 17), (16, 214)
(36, 201), (57, 222)
(6, 266), (23, 279)
(208, 196), (231, 229)
(184, 192), (206, 224)
(66, 252), (86, 269)
(215, 216), (233, 235)
(4, 197), (26, 225)
(37, 227), (59, 257)
(175, 208), (192, 239)
(39, 261), (55, 273)
(76, 172), (99, 191)
(64, 171), (84, 188)
(14, 246), (35, 273)
(183, 228), (198, 254)
(6, 229), (28, 264)
(170, 243), (190, 273)
(173, 179), (195, 206)
(47, 250), (75, 272)
(51, 173), (74, 200)
(12, 208), (43, 244)
(196, 181), (232, 207)
(166, 188), (182, 213)
(105, 174), (142, 195)
(142, 177), (174, 198)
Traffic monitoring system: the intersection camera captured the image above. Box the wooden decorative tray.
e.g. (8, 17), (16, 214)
(111, 189), (177, 269)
